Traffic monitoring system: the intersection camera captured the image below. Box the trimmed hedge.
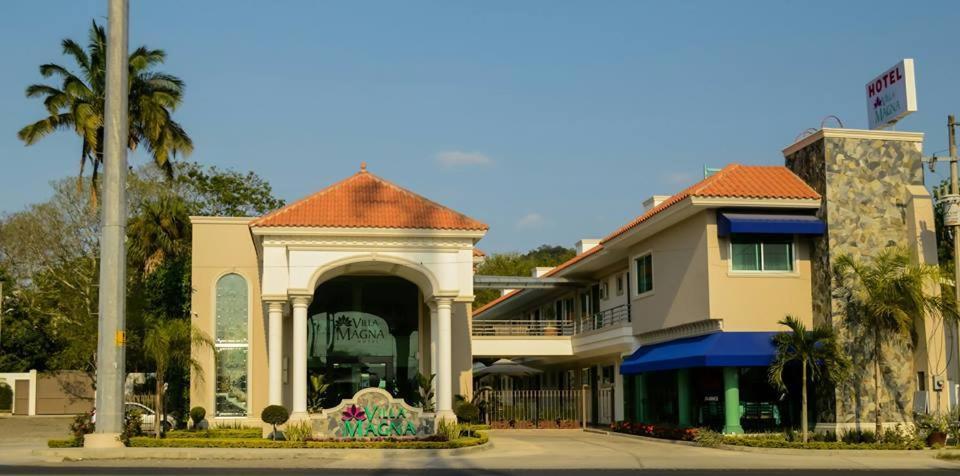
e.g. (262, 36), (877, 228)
(722, 436), (924, 450)
(129, 432), (488, 449)
(47, 438), (81, 448)
(165, 428), (261, 439)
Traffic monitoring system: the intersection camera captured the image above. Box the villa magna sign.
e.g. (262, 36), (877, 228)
(315, 387), (436, 439)
(866, 58), (917, 130)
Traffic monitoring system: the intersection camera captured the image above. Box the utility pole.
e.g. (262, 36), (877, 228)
(950, 115), (959, 309)
(86, 0), (129, 448)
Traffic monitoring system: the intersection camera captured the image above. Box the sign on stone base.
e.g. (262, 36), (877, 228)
(313, 388), (435, 439)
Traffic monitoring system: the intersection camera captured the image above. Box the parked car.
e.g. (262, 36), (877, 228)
(91, 402), (175, 432)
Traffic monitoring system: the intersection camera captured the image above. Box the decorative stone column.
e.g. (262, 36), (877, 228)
(434, 297), (455, 422)
(267, 301), (285, 406)
(291, 295), (311, 419)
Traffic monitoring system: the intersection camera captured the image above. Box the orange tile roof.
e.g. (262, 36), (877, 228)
(474, 164), (820, 316)
(473, 248), (486, 257)
(252, 164), (489, 230)
(602, 164), (819, 243)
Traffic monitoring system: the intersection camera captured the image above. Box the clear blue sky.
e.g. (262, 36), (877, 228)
(1, 1), (958, 252)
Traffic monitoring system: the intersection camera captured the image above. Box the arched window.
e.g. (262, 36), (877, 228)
(215, 273), (248, 417)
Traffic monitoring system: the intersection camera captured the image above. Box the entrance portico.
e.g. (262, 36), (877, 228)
(248, 165), (485, 424)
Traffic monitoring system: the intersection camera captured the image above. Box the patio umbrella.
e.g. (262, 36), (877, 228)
(473, 358), (543, 378)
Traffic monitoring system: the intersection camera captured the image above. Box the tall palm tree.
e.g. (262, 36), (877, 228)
(127, 193), (191, 274)
(834, 247), (958, 435)
(18, 20), (192, 205)
(768, 315), (849, 443)
(143, 318), (213, 437)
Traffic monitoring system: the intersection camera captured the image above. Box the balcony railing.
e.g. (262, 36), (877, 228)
(472, 305), (631, 337)
(472, 319), (574, 337)
(576, 304), (630, 333)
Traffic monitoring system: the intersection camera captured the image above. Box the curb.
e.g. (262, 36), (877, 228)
(583, 428), (700, 447)
(717, 444), (941, 457)
(33, 440), (494, 462)
(586, 428), (948, 458)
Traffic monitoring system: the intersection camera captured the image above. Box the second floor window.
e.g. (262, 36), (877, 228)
(731, 235), (794, 272)
(616, 275), (624, 295)
(635, 253), (653, 295)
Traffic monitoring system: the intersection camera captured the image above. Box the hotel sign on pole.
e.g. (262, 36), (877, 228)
(866, 59), (917, 130)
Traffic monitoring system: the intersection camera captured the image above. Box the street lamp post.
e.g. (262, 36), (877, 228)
(85, 0), (129, 449)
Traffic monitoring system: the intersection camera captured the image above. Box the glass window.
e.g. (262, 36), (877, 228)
(731, 240), (760, 271)
(215, 347), (248, 417)
(635, 254), (653, 295)
(731, 236), (794, 272)
(215, 274), (248, 417)
(616, 275), (624, 295)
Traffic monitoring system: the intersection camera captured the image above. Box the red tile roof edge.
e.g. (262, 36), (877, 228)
(250, 170), (489, 231)
(474, 164), (820, 316)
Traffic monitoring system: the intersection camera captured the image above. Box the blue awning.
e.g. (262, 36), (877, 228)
(620, 332), (778, 375)
(717, 213), (825, 237)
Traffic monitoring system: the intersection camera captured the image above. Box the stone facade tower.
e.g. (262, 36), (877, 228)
(784, 128), (949, 431)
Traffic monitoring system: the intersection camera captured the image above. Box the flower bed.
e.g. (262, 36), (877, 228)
(609, 421), (698, 441)
(128, 433), (488, 449)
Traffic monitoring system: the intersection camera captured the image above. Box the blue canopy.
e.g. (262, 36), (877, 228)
(620, 332), (778, 375)
(717, 213), (825, 237)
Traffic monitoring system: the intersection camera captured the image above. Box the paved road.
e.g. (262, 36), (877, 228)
(1, 419), (958, 474)
(0, 469), (957, 475)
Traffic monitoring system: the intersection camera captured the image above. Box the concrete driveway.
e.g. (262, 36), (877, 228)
(0, 415), (73, 465)
(4, 426), (960, 472)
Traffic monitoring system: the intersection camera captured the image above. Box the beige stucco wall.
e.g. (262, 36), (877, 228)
(625, 211), (711, 334)
(189, 217), (267, 423)
(706, 213), (814, 331)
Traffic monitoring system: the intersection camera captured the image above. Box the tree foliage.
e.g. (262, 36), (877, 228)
(18, 21), (192, 205)
(473, 245), (576, 308)
(833, 247), (958, 434)
(768, 315), (849, 443)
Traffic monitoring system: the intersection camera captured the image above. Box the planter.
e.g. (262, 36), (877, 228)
(927, 431), (947, 447)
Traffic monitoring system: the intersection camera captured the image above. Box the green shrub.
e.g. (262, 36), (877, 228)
(261, 405), (289, 440)
(694, 428), (724, 448)
(285, 420), (313, 442)
(47, 438), (81, 448)
(841, 429), (876, 444)
(436, 418), (461, 441)
(70, 411), (95, 444)
(120, 410), (144, 446)
(722, 434), (923, 450)
(454, 401), (480, 423)
(189, 407), (206, 428)
(0, 383), (12, 412)
(166, 428), (261, 439)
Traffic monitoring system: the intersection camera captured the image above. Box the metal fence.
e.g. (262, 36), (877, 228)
(576, 304), (630, 333)
(477, 388), (584, 425)
(472, 320), (574, 337)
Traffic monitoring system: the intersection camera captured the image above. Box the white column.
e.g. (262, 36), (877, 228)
(268, 301), (284, 406)
(428, 302), (438, 378)
(614, 361), (624, 422)
(292, 296), (310, 417)
(434, 298), (454, 421)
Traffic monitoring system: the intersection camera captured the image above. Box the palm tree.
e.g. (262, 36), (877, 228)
(143, 318), (213, 437)
(834, 247), (958, 435)
(127, 193), (191, 274)
(18, 20), (192, 205)
(768, 315), (849, 442)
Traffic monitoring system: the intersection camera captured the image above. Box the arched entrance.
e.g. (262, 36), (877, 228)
(306, 275), (422, 410)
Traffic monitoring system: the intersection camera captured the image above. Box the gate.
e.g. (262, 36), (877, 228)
(597, 386), (614, 425)
(14, 380), (29, 415)
(477, 388), (584, 428)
